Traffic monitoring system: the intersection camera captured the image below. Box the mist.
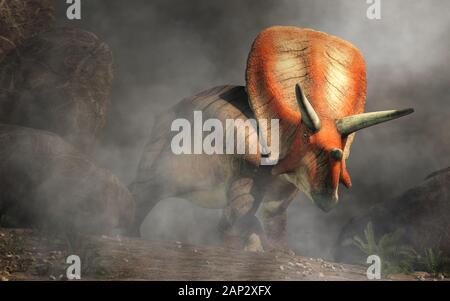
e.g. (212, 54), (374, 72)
(54, 0), (450, 259)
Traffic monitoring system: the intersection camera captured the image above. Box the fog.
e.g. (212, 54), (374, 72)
(55, 0), (450, 259)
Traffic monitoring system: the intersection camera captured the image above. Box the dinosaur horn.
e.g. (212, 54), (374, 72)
(295, 84), (321, 132)
(336, 108), (414, 136)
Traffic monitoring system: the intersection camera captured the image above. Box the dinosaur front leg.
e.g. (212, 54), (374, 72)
(218, 178), (265, 251)
(259, 188), (297, 254)
(260, 206), (290, 253)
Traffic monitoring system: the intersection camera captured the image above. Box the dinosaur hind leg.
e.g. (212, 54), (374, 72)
(218, 177), (266, 252)
(128, 181), (168, 237)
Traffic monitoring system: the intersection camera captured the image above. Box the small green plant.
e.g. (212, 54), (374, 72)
(416, 248), (450, 277)
(346, 222), (450, 278)
(350, 222), (417, 275)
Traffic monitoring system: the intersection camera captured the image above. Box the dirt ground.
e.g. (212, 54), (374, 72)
(0, 228), (444, 281)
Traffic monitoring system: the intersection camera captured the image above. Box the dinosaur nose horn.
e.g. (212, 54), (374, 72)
(330, 148), (343, 161)
(336, 108), (414, 136)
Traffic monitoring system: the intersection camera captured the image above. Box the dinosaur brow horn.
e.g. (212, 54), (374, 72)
(295, 84), (321, 132)
(336, 108), (414, 136)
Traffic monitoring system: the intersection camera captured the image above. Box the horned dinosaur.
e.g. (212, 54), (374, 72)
(130, 26), (413, 252)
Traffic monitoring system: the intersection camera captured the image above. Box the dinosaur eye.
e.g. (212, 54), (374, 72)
(303, 133), (309, 143)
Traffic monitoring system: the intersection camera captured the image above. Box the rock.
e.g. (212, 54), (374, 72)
(0, 27), (114, 155)
(336, 167), (450, 262)
(0, 124), (134, 234)
(412, 271), (430, 280)
(0, 0), (54, 63)
(386, 273), (417, 281)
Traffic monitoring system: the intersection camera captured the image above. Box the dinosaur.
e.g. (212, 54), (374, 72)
(130, 26), (413, 252)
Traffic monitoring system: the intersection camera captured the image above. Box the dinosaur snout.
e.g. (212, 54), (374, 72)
(311, 191), (339, 212)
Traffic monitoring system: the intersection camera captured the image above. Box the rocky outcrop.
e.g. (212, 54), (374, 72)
(0, 27), (114, 155)
(0, 1), (130, 237)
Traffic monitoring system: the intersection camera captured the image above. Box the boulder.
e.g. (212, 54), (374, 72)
(0, 27), (114, 155)
(0, 124), (134, 235)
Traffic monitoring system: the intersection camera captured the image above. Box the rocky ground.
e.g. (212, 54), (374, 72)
(0, 228), (445, 281)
